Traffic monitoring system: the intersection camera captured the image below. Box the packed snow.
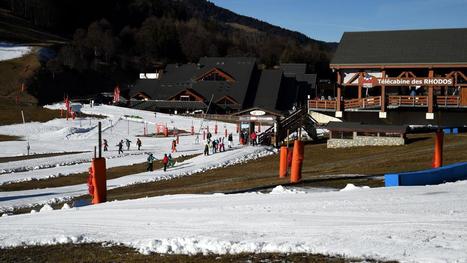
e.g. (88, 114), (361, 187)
(1, 181), (467, 262)
(0, 42), (32, 61)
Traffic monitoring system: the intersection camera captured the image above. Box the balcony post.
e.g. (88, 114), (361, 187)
(336, 71), (343, 117)
(380, 70), (387, 118)
(427, 69), (434, 119)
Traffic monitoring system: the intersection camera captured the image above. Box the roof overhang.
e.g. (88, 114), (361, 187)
(331, 63), (467, 69)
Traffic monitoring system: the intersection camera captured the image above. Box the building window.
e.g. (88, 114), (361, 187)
(180, 95), (190, 101)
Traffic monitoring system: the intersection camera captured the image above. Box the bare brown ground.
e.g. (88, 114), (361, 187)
(0, 243), (395, 263)
(0, 151), (84, 163)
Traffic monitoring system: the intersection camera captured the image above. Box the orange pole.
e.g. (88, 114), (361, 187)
(432, 130), (444, 168)
(91, 157), (107, 204)
(279, 146), (288, 178)
(225, 128), (228, 137)
(290, 140), (304, 183)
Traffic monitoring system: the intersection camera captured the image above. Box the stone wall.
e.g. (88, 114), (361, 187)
(327, 136), (405, 148)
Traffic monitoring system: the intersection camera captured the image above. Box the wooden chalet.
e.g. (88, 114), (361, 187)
(130, 57), (316, 115)
(309, 28), (467, 126)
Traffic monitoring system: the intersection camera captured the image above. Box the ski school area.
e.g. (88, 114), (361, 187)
(0, 103), (467, 262)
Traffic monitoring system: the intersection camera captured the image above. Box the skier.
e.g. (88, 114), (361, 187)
(207, 131), (212, 141)
(136, 138), (142, 150)
(162, 154), (169, 172)
(171, 139), (177, 153)
(212, 139), (218, 154)
(228, 133), (233, 148)
(204, 141), (210, 156)
(219, 138), (225, 152)
(168, 154), (175, 167)
(146, 153), (155, 171)
(103, 139), (109, 151)
(125, 138), (132, 151)
(250, 131), (257, 146)
(117, 140), (124, 154)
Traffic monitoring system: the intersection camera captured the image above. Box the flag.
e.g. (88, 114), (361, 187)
(362, 73), (374, 88)
(113, 85), (120, 103)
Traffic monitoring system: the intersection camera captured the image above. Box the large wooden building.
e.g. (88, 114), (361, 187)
(130, 57), (316, 115)
(309, 28), (467, 126)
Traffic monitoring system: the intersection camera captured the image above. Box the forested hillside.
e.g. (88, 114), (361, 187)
(0, 0), (336, 104)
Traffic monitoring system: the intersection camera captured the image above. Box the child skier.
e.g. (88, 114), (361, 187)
(136, 138), (142, 150)
(168, 154), (175, 167)
(103, 139), (109, 151)
(117, 140), (124, 154)
(162, 154), (169, 172)
(146, 153), (155, 171)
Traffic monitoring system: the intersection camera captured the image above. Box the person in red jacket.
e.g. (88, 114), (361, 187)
(162, 154), (169, 172)
(250, 131), (257, 146)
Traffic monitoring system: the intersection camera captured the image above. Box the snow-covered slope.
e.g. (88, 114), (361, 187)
(1, 181), (466, 262)
(0, 42), (32, 61)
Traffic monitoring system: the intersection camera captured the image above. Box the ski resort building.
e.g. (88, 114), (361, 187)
(308, 28), (467, 126)
(130, 57), (316, 115)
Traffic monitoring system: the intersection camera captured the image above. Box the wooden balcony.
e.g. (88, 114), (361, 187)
(345, 96), (381, 109)
(308, 95), (463, 111)
(436, 96), (462, 108)
(388, 96), (428, 107)
(308, 100), (336, 111)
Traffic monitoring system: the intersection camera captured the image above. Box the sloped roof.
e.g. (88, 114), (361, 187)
(280, 63), (306, 75)
(331, 28), (467, 67)
(131, 57), (257, 106)
(253, 69), (283, 112)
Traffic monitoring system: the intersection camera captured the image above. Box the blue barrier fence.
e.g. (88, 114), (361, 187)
(385, 162), (467, 187)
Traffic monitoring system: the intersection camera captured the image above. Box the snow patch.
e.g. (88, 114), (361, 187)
(270, 185), (305, 194)
(339, 183), (370, 192)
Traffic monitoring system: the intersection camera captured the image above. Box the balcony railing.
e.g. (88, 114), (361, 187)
(308, 100), (336, 110)
(436, 96), (461, 107)
(308, 95), (462, 111)
(345, 96), (381, 109)
(388, 96), (428, 107)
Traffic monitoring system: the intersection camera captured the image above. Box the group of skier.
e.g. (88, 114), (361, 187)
(102, 138), (142, 154)
(204, 132), (234, 156)
(146, 153), (175, 172)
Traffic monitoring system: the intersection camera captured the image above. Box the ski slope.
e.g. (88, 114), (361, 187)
(0, 42), (32, 61)
(1, 182), (467, 262)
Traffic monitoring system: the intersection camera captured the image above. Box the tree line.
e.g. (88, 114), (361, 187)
(4, 0), (336, 103)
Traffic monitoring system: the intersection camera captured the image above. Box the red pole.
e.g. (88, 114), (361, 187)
(225, 128), (228, 137)
(214, 124), (218, 134)
(279, 146), (288, 178)
(203, 130), (206, 140)
(432, 130), (444, 168)
(191, 126), (194, 135)
(176, 135), (180, 144)
(290, 140), (304, 183)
